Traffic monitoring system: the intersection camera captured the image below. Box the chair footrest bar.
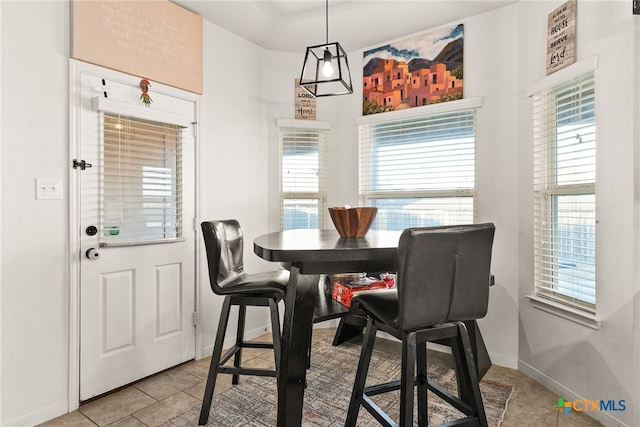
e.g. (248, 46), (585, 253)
(219, 347), (240, 365)
(363, 379), (402, 397)
(240, 341), (275, 349)
(427, 379), (473, 415)
(362, 394), (397, 427)
(217, 366), (278, 377)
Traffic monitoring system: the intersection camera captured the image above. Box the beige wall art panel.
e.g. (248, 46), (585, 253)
(73, 0), (203, 94)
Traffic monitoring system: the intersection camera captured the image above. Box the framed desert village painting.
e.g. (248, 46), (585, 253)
(363, 24), (464, 115)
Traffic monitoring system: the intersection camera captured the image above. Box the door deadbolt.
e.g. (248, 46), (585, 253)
(86, 248), (100, 260)
(86, 225), (98, 236)
(73, 159), (93, 170)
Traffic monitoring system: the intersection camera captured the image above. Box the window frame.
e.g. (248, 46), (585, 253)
(525, 57), (601, 329)
(356, 98), (483, 231)
(93, 99), (191, 247)
(277, 119), (330, 231)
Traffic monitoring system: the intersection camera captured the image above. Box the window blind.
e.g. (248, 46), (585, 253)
(533, 72), (596, 310)
(359, 110), (476, 231)
(102, 113), (184, 245)
(280, 127), (327, 230)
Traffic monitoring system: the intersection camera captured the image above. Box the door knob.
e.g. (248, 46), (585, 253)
(86, 248), (100, 260)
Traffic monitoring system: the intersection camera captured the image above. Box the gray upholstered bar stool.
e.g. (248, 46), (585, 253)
(345, 223), (495, 427)
(199, 220), (289, 425)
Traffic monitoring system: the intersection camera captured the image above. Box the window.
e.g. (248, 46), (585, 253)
(102, 113), (184, 245)
(532, 72), (596, 312)
(279, 123), (328, 230)
(359, 107), (477, 231)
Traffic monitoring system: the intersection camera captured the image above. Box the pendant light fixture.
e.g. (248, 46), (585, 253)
(299, 0), (353, 97)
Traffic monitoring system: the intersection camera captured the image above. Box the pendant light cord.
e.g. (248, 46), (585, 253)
(325, 0), (329, 44)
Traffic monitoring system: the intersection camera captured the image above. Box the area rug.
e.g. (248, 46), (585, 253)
(186, 337), (513, 426)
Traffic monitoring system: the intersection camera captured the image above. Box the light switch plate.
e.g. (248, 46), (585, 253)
(36, 178), (63, 200)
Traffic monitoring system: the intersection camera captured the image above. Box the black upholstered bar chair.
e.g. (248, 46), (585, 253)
(199, 220), (289, 425)
(345, 223), (495, 427)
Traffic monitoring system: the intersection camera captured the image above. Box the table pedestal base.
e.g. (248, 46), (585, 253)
(278, 267), (320, 427)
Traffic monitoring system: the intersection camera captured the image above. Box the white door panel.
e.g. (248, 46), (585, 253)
(76, 64), (196, 401)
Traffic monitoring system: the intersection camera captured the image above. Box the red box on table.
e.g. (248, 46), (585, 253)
(331, 275), (395, 308)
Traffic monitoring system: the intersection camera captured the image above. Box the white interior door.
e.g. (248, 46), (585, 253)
(75, 63), (197, 401)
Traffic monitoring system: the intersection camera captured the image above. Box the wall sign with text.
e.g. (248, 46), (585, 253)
(546, 0), (576, 75)
(295, 79), (316, 120)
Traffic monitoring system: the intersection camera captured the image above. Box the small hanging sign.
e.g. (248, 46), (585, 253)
(295, 79), (316, 120)
(546, 0), (577, 75)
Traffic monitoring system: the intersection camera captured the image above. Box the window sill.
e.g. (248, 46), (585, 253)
(354, 96), (483, 126)
(526, 294), (601, 330)
(524, 55), (598, 96)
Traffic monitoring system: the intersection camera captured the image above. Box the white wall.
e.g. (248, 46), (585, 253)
(314, 3), (639, 426)
(0, 1), (294, 424)
(196, 20), (278, 356)
(635, 8), (640, 426)
(0, 1), (4, 424)
(517, 2), (638, 426)
(1, 1), (638, 426)
(1, 1), (71, 424)
(261, 46), (341, 230)
(469, 5), (520, 369)
(195, 16), (349, 358)
(331, 7), (522, 368)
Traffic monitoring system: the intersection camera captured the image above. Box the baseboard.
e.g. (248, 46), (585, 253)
(487, 352), (518, 369)
(201, 321), (341, 358)
(3, 401), (69, 427)
(313, 319), (339, 329)
(201, 323), (274, 358)
(377, 330), (519, 371)
(519, 361), (629, 427)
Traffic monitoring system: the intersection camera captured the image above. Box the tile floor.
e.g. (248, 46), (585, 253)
(40, 328), (602, 427)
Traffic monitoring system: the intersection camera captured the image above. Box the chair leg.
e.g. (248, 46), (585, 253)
(400, 331), (417, 427)
(199, 296), (233, 425)
(345, 317), (378, 427)
(268, 298), (282, 372)
(416, 340), (428, 427)
(232, 304), (247, 385)
(449, 332), (472, 406)
(456, 322), (487, 427)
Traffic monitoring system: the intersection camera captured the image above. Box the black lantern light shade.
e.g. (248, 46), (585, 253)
(299, 0), (353, 97)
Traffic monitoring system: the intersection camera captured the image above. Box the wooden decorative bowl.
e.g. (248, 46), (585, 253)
(328, 207), (378, 238)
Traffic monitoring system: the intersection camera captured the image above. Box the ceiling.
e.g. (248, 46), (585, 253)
(172, 0), (517, 53)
